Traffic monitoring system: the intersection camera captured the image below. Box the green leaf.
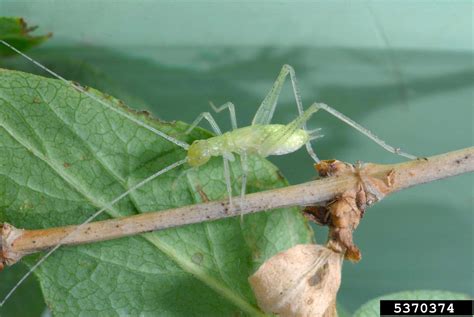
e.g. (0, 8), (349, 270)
(0, 17), (51, 57)
(354, 290), (471, 317)
(0, 68), (312, 316)
(336, 303), (351, 317)
(0, 263), (46, 317)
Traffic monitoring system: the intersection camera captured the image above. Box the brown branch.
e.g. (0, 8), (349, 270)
(1, 147), (473, 267)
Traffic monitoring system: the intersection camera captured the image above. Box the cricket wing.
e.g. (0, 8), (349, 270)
(259, 104), (318, 157)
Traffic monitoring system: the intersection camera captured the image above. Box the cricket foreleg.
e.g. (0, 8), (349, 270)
(313, 103), (417, 160)
(185, 112), (222, 135)
(209, 102), (238, 130)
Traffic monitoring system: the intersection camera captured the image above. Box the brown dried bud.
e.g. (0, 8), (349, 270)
(303, 205), (330, 226)
(249, 244), (342, 317)
(304, 160), (396, 262)
(315, 160), (353, 177)
(325, 187), (363, 262)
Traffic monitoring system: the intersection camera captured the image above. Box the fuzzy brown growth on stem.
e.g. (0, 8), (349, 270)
(304, 160), (395, 262)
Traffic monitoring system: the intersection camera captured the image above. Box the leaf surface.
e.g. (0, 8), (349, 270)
(0, 69), (312, 316)
(0, 17), (51, 57)
(0, 263), (46, 317)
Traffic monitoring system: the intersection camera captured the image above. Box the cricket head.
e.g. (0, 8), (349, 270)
(187, 140), (211, 167)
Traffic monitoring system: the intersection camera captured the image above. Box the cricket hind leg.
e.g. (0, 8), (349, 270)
(285, 64), (322, 163)
(254, 64), (321, 162)
(313, 103), (417, 159)
(209, 102), (238, 130)
(285, 65), (417, 160)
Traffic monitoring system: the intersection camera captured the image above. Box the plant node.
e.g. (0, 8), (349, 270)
(304, 160), (396, 262)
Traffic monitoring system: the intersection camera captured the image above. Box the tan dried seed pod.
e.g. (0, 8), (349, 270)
(249, 244), (343, 317)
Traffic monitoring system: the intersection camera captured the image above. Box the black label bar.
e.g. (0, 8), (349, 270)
(380, 300), (473, 315)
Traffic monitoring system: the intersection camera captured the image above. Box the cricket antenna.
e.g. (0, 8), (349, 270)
(0, 158), (188, 306)
(0, 40), (190, 150)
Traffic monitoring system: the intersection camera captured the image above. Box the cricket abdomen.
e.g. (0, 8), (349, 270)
(263, 126), (310, 156)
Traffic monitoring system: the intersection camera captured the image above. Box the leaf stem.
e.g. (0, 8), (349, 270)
(1, 147), (473, 267)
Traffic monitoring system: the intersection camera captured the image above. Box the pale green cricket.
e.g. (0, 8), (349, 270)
(183, 64), (415, 208)
(0, 41), (416, 305)
(187, 107), (318, 167)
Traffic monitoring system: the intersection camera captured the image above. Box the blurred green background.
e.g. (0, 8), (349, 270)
(0, 0), (472, 315)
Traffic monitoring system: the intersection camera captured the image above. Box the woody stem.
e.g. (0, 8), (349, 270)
(1, 147), (473, 267)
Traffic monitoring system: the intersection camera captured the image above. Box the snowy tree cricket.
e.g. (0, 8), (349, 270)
(0, 39), (416, 305)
